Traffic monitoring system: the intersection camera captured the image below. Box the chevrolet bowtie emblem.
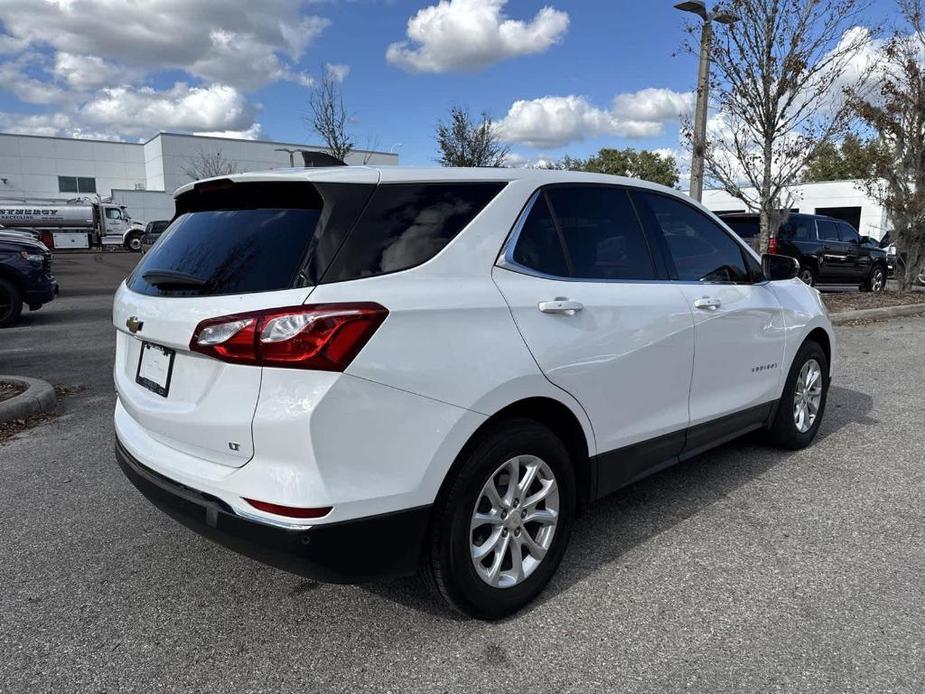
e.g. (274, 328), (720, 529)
(126, 316), (144, 334)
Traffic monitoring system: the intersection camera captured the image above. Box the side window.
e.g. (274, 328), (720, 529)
(838, 223), (859, 244)
(105, 208), (123, 220)
(546, 186), (655, 280)
(817, 220), (839, 241)
(511, 195), (569, 277)
(789, 217), (815, 241)
(640, 192), (750, 283)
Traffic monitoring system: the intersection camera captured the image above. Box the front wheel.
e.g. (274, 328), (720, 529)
(766, 340), (829, 450)
(425, 419), (575, 620)
(0, 278), (23, 328)
(125, 234), (143, 252)
(863, 266), (886, 292)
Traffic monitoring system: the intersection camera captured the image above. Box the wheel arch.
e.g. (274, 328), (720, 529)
(433, 396), (595, 515)
(805, 326), (832, 368)
(0, 265), (25, 292)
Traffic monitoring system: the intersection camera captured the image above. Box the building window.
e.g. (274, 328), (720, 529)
(58, 176), (97, 194)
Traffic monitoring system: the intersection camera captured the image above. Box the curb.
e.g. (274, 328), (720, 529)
(830, 303), (925, 325)
(0, 376), (56, 423)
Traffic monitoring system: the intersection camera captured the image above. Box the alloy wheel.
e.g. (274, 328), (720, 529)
(871, 269), (885, 292)
(799, 269), (814, 286)
(470, 455), (559, 589)
(793, 358), (823, 433)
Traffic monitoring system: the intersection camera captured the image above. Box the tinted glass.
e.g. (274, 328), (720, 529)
(642, 193), (749, 283)
(723, 217), (760, 240)
(838, 223), (860, 244)
(546, 187), (655, 280)
(511, 195), (569, 277)
(323, 183), (505, 283)
(58, 176), (78, 193)
(128, 208), (322, 297)
(781, 216), (815, 241)
(817, 220), (839, 241)
(78, 177), (96, 193)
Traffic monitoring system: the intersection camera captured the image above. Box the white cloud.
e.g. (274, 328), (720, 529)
(497, 88), (692, 149)
(80, 83), (256, 138)
(0, 111), (122, 140)
(53, 52), (130, 91)
(387, 0), (569, 73)
(193, 124), (264, 140)
(325, 63), (351, 83)
(0, 0), (330, 90)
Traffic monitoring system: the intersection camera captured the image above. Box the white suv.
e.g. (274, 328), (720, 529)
(113, 167), (834, 619)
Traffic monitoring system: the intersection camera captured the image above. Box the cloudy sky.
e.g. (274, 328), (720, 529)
(0, 0), (896, 166)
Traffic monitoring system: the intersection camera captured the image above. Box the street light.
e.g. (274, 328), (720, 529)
(675, 1), (738, 202)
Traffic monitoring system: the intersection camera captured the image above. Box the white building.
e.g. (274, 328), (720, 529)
(0, 131), (398, 225)
(702, 179), (890, 240)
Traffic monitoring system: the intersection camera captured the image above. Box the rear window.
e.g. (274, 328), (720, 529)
(321, 182), (505, 283)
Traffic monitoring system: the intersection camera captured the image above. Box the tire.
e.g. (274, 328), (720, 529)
(125, 234), (143, 252)
(766, 340), (829, 450)
(862, 265), (886, 292)
(0, 277), (24, 328)
(425, 418), (576, 620)
(798, 265), (816, 286)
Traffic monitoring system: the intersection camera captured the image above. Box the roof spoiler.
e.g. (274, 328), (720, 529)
(300, 151), (347, 167)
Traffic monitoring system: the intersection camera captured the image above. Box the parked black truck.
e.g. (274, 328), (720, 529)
(0, 232), (58, 327)
(720, 212), (889, 291)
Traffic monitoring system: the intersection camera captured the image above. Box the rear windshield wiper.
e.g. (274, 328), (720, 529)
(141, 269), (208, 288)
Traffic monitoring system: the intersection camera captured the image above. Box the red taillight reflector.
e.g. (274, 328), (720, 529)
(189, 302), (388, 371)
(768, 236), (779, 254)
(244, 498), (333, 519)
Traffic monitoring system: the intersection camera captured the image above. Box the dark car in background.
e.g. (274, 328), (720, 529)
(0, 232), (58, 328)
(141, 220), (170, 250)
(720, 212), (888, 291)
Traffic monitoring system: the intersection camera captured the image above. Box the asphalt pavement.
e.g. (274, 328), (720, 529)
(1, 253), (922, 693)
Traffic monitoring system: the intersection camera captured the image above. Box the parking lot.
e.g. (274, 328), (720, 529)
(1, 252), (923, 692)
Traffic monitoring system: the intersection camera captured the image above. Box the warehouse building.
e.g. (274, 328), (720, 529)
(703, 179), (890, 240)
(0, 131), (398, 225)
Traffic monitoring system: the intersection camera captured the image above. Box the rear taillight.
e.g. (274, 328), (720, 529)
(768, 237), (779, 254)
(189, 303), (388, 371)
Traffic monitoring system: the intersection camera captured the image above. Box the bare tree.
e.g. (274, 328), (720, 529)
(693, 0), (876, 252)
(436, 106), (510, 167)
(182, 148), (239, 181)
(307, 71), (353, 162)
(851, 0), (925, 289)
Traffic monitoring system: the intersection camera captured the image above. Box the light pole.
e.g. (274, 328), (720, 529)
(674, 1), (738, 202)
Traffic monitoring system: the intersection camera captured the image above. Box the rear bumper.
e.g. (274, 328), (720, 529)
(115, 436), (431, 583)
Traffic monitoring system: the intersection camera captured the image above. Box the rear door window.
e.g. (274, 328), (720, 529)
(322, 183), (505, 283)
(511, 195), (570, 277)
(545, 186), (656, 280)
(817, 220), (840, 242)
(838, 223), (860, 244)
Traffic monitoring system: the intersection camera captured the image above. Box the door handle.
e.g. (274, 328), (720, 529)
(693, 297), (722, 311)
(538, 299), (584, 315)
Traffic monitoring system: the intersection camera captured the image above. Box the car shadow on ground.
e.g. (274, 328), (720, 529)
(360, 384), (875, 620)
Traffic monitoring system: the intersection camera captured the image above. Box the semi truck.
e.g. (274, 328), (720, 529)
(0, 198), (145, 251)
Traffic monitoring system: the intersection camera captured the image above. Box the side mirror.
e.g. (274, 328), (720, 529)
(762, 253), (800, 281)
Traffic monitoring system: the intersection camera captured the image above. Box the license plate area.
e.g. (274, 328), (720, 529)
(135, 342), (175, 397)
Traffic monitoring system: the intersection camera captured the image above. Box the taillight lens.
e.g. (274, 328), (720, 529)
(768, 237), (779, 255)
(189, 303), (388, 371)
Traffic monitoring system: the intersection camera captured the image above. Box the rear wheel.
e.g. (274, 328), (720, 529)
(0, 277), (23, 328)
(425, 419), (575, 620)
(766, 340), (829, 450)
(798, 266), (816, 286)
